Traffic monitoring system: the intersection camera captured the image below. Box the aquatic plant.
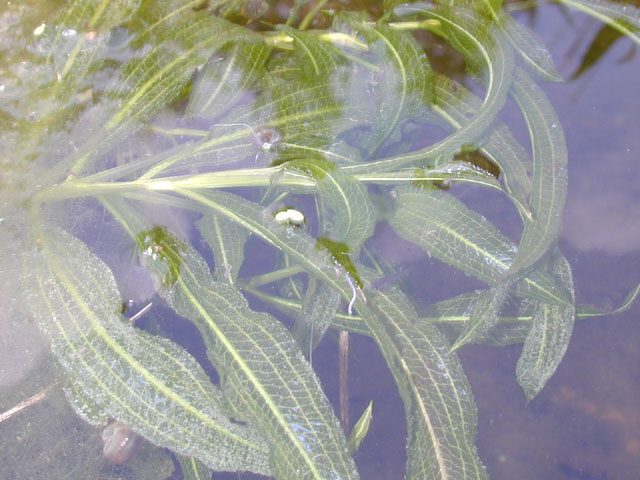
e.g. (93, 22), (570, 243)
(2, 0), (639, 478)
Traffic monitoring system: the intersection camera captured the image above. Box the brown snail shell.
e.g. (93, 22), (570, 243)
(101, 420), (141, 464)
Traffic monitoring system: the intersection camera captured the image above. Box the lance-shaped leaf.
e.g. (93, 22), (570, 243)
(477, 0), (562, 81)
(169, 189), (487, 480)
(557, 0), (640, 46)
(507, 67), (568, 278)
(450, 282), (512, 351)
(345, 4), (514, 173)
(22, 227), (271, 475)
(140, 235), (359, 480)
(362, 288), (488, 480)
(389, 186), (571, 306)
(292, 278), (342, 357)
(516, 252), (576, 401)
(187, 40), (270, 120)
(347, 401), (373, 455)
(288, 157), (376, 253)
(420, 292), (534, 347)
(329, 17), (434, 157)
(197, 213), (249, 285)
(69, 6), (245, 177)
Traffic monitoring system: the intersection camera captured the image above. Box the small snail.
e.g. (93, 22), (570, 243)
(102, 420), (141, 464)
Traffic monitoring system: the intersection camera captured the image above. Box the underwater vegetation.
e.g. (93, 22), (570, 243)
(1, 0), (639, 478)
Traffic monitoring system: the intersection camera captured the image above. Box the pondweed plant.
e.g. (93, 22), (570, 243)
(2, 0), (640, 478)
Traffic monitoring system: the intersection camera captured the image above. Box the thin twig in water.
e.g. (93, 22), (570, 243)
(0, 383), (58, 424)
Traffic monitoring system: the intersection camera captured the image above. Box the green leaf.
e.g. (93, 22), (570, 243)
(292, 278), (342, 357)
(288, 157), (376, 253)
(389, 186), (571, 306)
(347, 401), (373, 455)
(450, 283), (512, 351)
(169, 189), (487, 480)
(345, 4), (514, 173)
(516, 252), (576, 401)
(556, 0), (640, 46)
(197, 214), (249, 285)
(140, 238), (359, 480)
(420, 292), (535, 347)
(333, 19), (434, 156)
(187, 40), (271, 119)
(69, 7), (246, 177)
(177, 455), (211, 480)
(507, 68), (568, 278)
(363, 288), (488, 480)
(23, 227), (271, 475)
(477, 0), (562, 81)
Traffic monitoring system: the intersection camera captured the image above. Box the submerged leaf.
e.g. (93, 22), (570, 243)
(557, 0), (640, 46)
(197, 214), (249, 285)
(347, 401), (373, 455)
(389, 186), (571, 306)
(507, 67), (568, 278)
(23, 227), (271, 474)
(450, 283), (512, 351)
(516, 252), (576, 401)
(362, 288), (488, 480)
(140, 238), (359, 479)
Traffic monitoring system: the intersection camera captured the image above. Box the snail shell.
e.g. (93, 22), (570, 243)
(102, 420), (140, 464)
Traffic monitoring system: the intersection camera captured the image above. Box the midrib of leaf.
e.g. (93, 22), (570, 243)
(136, 0), (206, 40)
(199, 45), (241, 114)
(343, 6), (514, 173)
